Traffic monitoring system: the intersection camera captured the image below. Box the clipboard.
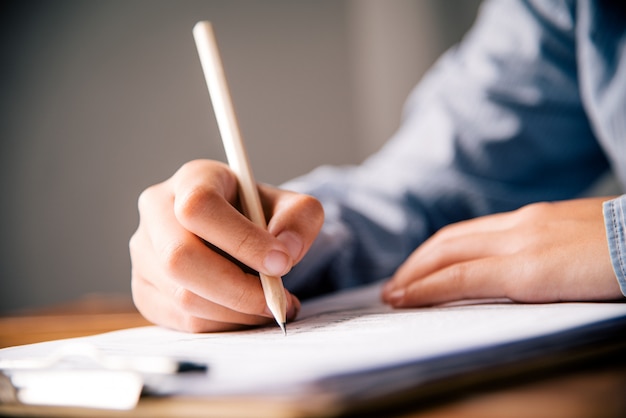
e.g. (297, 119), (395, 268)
(1, 282), (626, 417)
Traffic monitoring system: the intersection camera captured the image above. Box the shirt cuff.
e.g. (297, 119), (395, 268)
(603, 195), (626, 297)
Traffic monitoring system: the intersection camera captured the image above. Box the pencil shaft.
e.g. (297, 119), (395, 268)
(193, 21), (287, 332)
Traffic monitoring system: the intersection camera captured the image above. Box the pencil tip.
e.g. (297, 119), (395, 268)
(279, 322), (287, 335)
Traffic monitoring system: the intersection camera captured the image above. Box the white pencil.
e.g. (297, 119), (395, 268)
(192, 21), (288, 334)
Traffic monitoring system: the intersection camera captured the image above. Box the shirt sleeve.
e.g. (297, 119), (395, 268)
(603, 195), (626, 296)
(283, 0), (611, 299)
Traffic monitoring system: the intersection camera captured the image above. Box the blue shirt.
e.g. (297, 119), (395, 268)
(283, 0), (626, 298)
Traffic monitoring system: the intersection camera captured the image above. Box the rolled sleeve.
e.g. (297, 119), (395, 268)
(603, 195), (626, 296)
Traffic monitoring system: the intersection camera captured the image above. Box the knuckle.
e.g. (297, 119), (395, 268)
(137, 185), (159, 214)
(229, 290), (253, 314)
(447, 263), (470, 295)
(182, 317), (208, 333)
(297, 193), (322, 209)
(517, 201), (552, 220)
(171, 287), (212, 333)
(161, 240), (192, 278)
(229, 284), (262, 315)
(177, 159), (227, 175)
(234, 228), (259, 255)
(178, 159), (204, 174)
(174, 185), (221, 223)
(435, 223), (454, 236)
(278, 193), (325, 234)
(294, 193), (320, 210)
(300, 194), (325, 227)
(430, 224), (455, 244)
(172, 285), (196, 312)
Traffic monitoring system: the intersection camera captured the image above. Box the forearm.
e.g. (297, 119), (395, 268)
(284, 0), (614, 298)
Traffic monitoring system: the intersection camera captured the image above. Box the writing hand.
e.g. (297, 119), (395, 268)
(129, 160), (324, 332)
(382, 197), (622, 307)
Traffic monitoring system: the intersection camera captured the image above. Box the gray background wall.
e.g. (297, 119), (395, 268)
(0, 0), (481, 313)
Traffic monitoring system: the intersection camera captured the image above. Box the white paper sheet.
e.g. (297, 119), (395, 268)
(2, 282), (626, 398)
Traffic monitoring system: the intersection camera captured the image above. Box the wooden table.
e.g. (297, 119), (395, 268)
(0, 295), (151, 349)
(1, 296), (626, 418)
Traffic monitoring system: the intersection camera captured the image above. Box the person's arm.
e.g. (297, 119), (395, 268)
(130, 0), (624, 332)
(284, 0), (614, 299)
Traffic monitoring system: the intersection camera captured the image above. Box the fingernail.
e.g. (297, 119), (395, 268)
(277, 230), (303, 261)
(382, 280), (395, 294)
(264, 250), (290, 277)
(386, 288), (406, 306)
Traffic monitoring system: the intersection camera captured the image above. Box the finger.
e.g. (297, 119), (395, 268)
(131, 244), (301, 332)
(428, 210), (517, 241)
(133, 273), (301, 332)
(151, 268), (302, 326)
(138, 182), (279, 318)
(131, 225), (270, 325)
(171, 160), (294, 277)
(385, 229), (519, 292)
(383, 257), (513, 308)
(261, 185), (324, 263)
(382, 207), (536, 295)
(132, 274), (259, 332)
